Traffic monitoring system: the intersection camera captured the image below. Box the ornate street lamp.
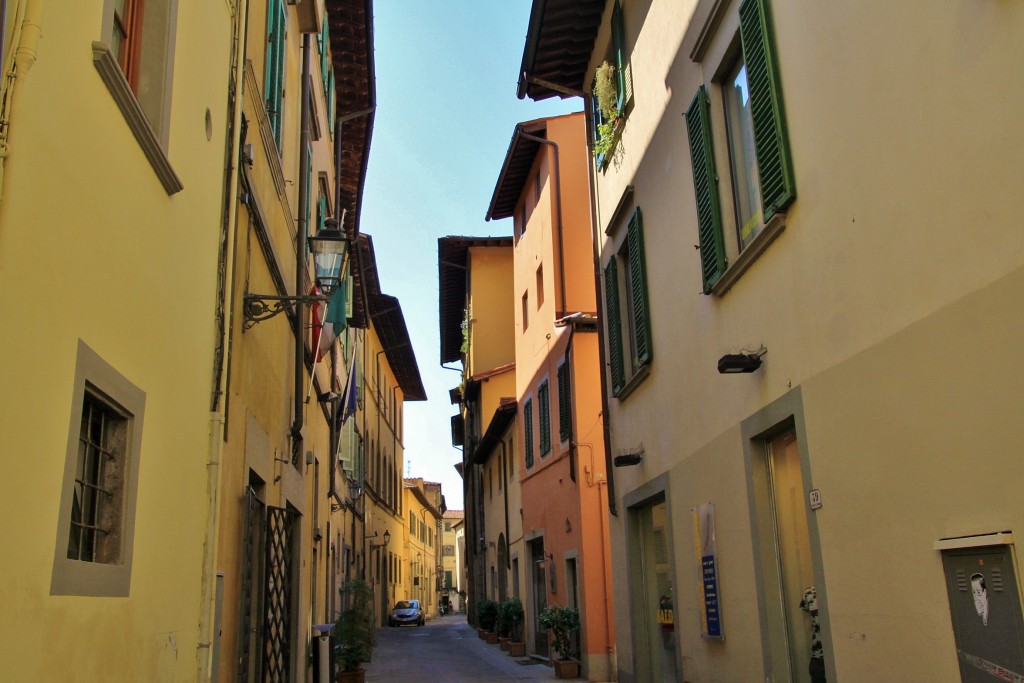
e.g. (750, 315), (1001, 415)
(243, 218), (348, 328)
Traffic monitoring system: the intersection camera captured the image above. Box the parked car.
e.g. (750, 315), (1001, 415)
(389, 599), (424, 627)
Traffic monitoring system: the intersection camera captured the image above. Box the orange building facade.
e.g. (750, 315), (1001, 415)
(486, 112), (615, 681)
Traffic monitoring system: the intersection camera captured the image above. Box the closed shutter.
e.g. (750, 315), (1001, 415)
(685, 86), (727, 293)
(627, 209), (653, 367)
(739, 0), (795, 220)
(264, 0), (286, 147)
(557, 363), (571, 443)
(612, 1), (631, 112)
(524, 399), (534, 468)
(604, 259), (625, 395)
(538, 382), (551, 455)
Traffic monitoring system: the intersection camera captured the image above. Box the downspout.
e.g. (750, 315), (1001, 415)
(0, 0), (43, 217)
(582, 95), (617, 516)
(518, 131), (567, 318)
(197, 0), (248, 680)
(291, 33), (312, 462)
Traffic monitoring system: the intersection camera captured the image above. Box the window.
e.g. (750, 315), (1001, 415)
(522, 291), (529, 331)
(557, 362), (571, 443)
(52, 341), (146, 596)
(111, 0), (143, 90)
(264, 0), (287, 149)
(410, 511), (416, 530)
(444, 545), (455, 556)
(604, 207), (652, 397)
(536, 265), (545, 308)
(524, 398), (534, 468)
(444, 521), (451, 532)
(537, 380), (551, 456)
(685, 0), (795, 294)
(93, 0), (181, 193)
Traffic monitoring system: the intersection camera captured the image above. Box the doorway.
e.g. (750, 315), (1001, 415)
(629, 497), (678, 682)
(530, 538), (549, 657)
(751, 429), (820, 683)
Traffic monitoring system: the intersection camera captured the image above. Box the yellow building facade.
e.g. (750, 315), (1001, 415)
(0, 0), (233, 680)
(518, 1), (1024, 681)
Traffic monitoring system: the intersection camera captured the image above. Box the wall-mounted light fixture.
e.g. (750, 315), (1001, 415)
(717, 347), (767, 374)
(613, 447), (644, 467)
(369, 530), (391, 550)
(243, 218), (348, 328)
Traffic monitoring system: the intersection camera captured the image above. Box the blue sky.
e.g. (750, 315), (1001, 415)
(359, 3), (580, 510)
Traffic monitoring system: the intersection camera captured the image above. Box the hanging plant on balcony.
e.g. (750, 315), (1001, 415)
(593, 61), (621, 159)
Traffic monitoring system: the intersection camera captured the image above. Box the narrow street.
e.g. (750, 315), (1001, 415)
(365, 614), (579, 682)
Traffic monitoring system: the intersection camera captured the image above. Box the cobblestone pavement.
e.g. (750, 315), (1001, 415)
(364, 613), (579, 682)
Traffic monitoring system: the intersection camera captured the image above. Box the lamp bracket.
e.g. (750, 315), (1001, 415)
(243, 293), (328, 329)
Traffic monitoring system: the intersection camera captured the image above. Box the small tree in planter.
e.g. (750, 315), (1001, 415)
(334, 579), (375, 682)
(503, 597), (526, 657)
(496, 600), (512, 649)
(477, 598), (499, 642)
(539, 604), (580, 679)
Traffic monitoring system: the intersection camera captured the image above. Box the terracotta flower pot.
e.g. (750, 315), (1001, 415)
(336, 668), (365, 683)
(485, 631), (499, 645)
(506, 641), (526, 657)
(477, 628), (487, 640)
(498, 637), (510, 651)
(553, 658), (579, 679)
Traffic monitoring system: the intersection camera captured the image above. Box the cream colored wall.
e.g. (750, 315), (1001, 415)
(0, 1), (232, 680)
(591, 0), (1024, 680)
(467, 246), (515, 377)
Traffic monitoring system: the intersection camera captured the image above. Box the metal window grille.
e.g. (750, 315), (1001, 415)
(67, 391), (125, 563)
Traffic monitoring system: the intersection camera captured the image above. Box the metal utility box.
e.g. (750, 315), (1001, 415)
(938, 535), (1024, 682)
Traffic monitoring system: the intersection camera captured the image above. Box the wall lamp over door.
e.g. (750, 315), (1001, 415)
(243, 218), (348, 329)
(717, 347), (767, 374)
(369, 530), (391, 550)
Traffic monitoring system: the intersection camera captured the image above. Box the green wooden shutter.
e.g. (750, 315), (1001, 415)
(739, 0), (795, 220)
(604, 259), (625, 395)
(320, 18), (330, 94)
(524, 399), (534, 468)
(685, 86), (727, 293)
(612, 1), (628, 113)
(264, 0), (286, 148)
(538, 381), (551, 455)
(557, 362), (570, 443)
(627, 208), (652, 367)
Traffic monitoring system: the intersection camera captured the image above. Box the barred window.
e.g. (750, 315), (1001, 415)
(67, 389), (131, 564)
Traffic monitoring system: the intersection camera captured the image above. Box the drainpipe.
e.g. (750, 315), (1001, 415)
(518, 131), (568, 318)
(290, 33), (312, 463)
(582, 95), (617, 516)
(197, 0), (248, 680)
(0, 0), (44, 217)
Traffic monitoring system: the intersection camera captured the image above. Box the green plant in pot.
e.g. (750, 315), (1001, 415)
(496, 600), (512, 639)
(477, 598), (499, 633)
(335, 579), (375, 682)
(503, 597), (526, 657)
(539, 604), (580, 678)
(593, 60), (621, 160)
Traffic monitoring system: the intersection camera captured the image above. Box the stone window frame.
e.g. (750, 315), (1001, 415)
(51, 340), (146, 597)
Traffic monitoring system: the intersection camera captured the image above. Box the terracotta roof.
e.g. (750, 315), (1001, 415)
(471, 399), (518, 466)
(443, 510), (464, 519)
(485, 119), (547, 221)
(353, 234), (426, 400)
(517, 0), (606, 101)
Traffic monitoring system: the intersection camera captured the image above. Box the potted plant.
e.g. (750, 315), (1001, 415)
(334, 579), (375, 683)
(503, 597), (526, 658)
(593, 60), (622, 161)
(477, 598), (499, 644)
(496, 600), (512, 650)
(539, 604), (580, 679)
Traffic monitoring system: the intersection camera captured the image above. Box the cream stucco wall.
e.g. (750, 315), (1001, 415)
(587, 0), (1024, 681)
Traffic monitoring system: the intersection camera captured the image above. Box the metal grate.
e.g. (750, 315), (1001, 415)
(238, 488), (267, 683)
(263, 506), (295, 682)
